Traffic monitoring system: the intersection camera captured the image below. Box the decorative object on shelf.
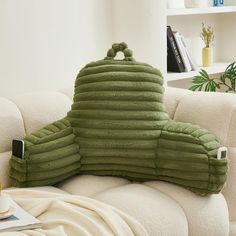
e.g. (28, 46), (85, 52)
(185, 0), (208, 8)
(214, 0), (224, 6)
(189, 62), (236, 92)
(201, 23), (214, 67)
(167, 0), (185, 8)
(202, 47), (213, 66)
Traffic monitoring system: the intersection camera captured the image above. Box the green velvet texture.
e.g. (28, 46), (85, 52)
(9, 43), (228, 195)
(10, 118), (80, 187)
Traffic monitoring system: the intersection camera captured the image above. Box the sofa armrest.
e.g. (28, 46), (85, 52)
(164, 86), (236, 221)
(0, 91), (72, 189)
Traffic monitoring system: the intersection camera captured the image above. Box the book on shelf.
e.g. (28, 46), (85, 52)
(0, 197), (41, 232)
(167, 26), (185, 73)
(179, 33), (198, 71)
(173, 31), (192, 72)
(167, 26), (198, 73)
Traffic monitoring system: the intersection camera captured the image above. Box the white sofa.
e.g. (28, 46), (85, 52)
(1, 87), (236, 236)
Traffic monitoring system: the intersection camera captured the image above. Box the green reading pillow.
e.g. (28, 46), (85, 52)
(10, 43), (228, 195)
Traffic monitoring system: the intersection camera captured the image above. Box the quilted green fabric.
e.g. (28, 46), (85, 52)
(10, 118), (80, 187)
(9, 43), (228, 195)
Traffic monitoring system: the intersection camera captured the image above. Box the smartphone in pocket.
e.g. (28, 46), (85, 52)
(12, 139), (24, 159)
(217, 147), (227, 160)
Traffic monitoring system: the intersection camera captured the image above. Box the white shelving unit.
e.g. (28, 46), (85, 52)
(167, 62), (230, 81)
(166, 2), (236, 88)
(112, 1), (236, 88)
(167, 6), (236, 16)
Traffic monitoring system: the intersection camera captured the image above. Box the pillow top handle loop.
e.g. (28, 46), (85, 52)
(105, 42), (134, 61)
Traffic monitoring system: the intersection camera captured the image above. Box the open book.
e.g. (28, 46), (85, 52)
(0, 197), (41, 232)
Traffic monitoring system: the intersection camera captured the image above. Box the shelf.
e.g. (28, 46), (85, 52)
(167, 6), (236, 16)
(166, 62), (230, 81)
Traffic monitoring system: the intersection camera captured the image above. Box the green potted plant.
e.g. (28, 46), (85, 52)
(201, 23), (214, 67)
(189, 62), (236, 92)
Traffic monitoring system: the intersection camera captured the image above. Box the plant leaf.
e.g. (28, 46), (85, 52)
(199, 69), (210, 80)
(192, 76), (206, 84)
(205, 82), (210, 91)
(224, 62), (236, 92)
(189, 84), (202, 91)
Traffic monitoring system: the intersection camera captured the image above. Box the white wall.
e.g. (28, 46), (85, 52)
(0, 0), (113, 96)
(219, 13), (236, 62)
(0, 0), (168, 96)
(112, 0), (166, 72)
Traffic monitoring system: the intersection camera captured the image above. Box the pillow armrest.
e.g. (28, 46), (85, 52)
(158, 120), (227, 195)
(9, 118), (80, 187)
(164, 87), (236, 219)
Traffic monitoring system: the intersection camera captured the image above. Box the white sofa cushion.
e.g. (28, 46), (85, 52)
(173, 90), (236, 144)
(145, 181), (229, 236)
(0, 98), (25, 152)
(0, 151), (11, 188)
(58, 174), (229, 236)
(94, 184), (188, 236)
(163, 86), (191, 119)
(10, 91), (72, 133)
(57, 175), (130, 197)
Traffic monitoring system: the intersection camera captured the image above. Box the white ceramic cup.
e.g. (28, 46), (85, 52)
(0, 194), (10, 213)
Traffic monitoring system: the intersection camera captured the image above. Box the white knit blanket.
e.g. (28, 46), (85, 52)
(1, 189), (148, 236)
